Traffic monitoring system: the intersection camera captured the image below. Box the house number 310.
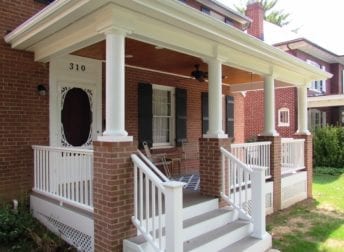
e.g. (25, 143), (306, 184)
(69, 63), (86, 72)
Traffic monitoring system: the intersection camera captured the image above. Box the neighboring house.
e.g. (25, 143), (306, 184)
(1, 0), (329, 251)
(274, 38), (344, 129)
(262, 13), (344, 130)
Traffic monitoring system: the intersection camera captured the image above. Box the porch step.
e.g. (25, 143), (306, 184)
(219, 234), (272, 252)
(183, 207), (237, 241)
(123, 196), (271, 252)
(184, 220), (252, 252)
(183, 197), (219, 220)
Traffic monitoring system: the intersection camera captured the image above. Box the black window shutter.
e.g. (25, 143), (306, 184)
(138, 83), (153, 148)
(226, 95), (234, 138)
(175, 88), (187, 146)
(201, 92), (209, 135)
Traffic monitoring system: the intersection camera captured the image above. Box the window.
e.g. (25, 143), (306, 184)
(278, 108), (290, 127)
(307, 60), (326, 93)
(308, 109), (326, 129)
(342, 70), (344, 94)
(138, 83), (187, 148)
(201, 6), (210, 14)
(152, 85), (175, 146)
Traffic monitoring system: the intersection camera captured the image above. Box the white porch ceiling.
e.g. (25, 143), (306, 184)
(4, 0), (331, 86)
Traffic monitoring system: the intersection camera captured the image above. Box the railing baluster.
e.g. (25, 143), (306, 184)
(158, 188), (162, 249)
(139, 169), (143, 222)
(152, 183), (156, 242)
(145, 176), (149, 233)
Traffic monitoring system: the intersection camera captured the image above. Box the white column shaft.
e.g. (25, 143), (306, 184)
(263, 75), (278, 136)
(297, 85), (310, 135)
(205, 58), (227, 138)
(101, 29), (130, 140)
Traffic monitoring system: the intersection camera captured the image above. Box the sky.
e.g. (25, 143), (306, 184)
(218, 0), (344, 55)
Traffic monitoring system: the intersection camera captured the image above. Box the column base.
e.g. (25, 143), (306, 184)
(295, 130), (311, 135)
(260, 130), (279, 137)
(203, 133), (228, 139)
(97, 135), (133, 142)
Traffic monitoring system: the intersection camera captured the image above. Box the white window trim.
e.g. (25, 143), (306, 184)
(308, 109), (326, 129)
(152, 84), (175, 147)
(342, 69), (344, 94)
(278, 107), (290, 127)
(307, 59), (326, 93)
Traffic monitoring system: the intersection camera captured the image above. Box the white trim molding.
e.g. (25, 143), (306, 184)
(4, 0), (331, 86)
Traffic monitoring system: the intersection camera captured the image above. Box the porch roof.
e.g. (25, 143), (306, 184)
(308, 94), (344, 108)
(4, 0), (331, 85)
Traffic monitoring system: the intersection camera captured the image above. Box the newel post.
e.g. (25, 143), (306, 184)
(251, 166), (267, 239)
(164, 181), (185, 252)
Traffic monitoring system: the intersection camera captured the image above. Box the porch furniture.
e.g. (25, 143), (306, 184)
(181, 140), (199, 171)
(142, 141), (172, 177)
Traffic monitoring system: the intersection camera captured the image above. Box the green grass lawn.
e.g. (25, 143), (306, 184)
(267, 168), (344, 252)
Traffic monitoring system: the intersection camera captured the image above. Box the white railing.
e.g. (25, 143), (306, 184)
(32, 145), (93, 212)
(281, 138), (305, 175)
(220, 147), (267, 239)
(131, 154), (185, 252)
(231, 141), (271, 178)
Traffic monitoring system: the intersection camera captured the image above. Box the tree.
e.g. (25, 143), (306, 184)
(235, 0), (291, 27)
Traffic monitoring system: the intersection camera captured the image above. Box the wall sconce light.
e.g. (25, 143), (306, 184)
(37, 84), (47, 96)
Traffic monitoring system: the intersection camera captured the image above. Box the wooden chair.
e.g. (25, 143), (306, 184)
(181, 140), (199, 171)
(142, 141), (172, 177)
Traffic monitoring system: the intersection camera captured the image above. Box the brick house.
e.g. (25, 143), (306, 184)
(239, 2), (344, 139)
(1, 0), (330, 251)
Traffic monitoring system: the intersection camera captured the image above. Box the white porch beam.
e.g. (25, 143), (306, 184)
(296, 85), (311, 135)
(98, 27), (133, 142)
(204, 58), (227, 138)
(263, 75), (279, 136)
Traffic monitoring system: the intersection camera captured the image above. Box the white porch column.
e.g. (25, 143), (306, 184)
(204, 58), (227, 138)
(263, 75), (278, 136)
(98, 28), (132, 142)
(296, 85), (311, 135)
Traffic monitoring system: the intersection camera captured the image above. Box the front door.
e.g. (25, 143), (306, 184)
(50, 55), (102, 147)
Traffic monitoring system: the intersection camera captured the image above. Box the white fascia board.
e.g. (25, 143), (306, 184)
(4, 0), (331, 83)
(308, 94), (344, 108)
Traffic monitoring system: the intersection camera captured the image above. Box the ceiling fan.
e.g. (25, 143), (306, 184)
(191, 64), (208, 82)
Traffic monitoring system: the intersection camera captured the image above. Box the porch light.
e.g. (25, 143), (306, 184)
(37, 84), (47, 96)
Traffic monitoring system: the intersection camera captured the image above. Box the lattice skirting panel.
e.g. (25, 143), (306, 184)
(281, 171), (307, 209)
(31, 195), (94, 252)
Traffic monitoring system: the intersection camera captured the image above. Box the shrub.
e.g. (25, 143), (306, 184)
(0, 199), (71, 251)
(313, 126), (344, 168)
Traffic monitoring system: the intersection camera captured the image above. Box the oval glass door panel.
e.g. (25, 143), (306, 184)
(61, 88), (92, 146)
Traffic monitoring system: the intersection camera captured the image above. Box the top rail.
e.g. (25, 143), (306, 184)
(32, 145), (94, 154)
(220, 147), (253, 173)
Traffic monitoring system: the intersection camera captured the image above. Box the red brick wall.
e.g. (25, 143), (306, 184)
(244, 87), (297, 141)
(330, 63), (344, 94)
(232, 92), (245, 143)
(245, 2), (264, 40)
(0, 0), (49, 201)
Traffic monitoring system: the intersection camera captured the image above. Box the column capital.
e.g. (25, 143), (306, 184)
(203, 56), (226, 65)
(97, 25), (132, 36)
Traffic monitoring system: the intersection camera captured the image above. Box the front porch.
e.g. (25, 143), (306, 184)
(4, 0), (330, 251)
(31, 136), (308, 250)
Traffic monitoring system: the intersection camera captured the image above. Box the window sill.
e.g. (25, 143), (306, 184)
(278, 124), (290, 127)
(151, 145), (175, 150)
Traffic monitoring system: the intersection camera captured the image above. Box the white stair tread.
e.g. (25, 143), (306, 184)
(183, 208), (232, 228)
(183, 220), (250, 251)
(219, 236), (267, 252)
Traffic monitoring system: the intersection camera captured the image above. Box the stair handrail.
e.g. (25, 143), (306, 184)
(220, 147), (267, 239)
(136, 149), (169, 182)
(131, 154), (185, 252)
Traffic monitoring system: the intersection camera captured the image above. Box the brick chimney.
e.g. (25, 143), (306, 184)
(245, 0), (264, 40)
